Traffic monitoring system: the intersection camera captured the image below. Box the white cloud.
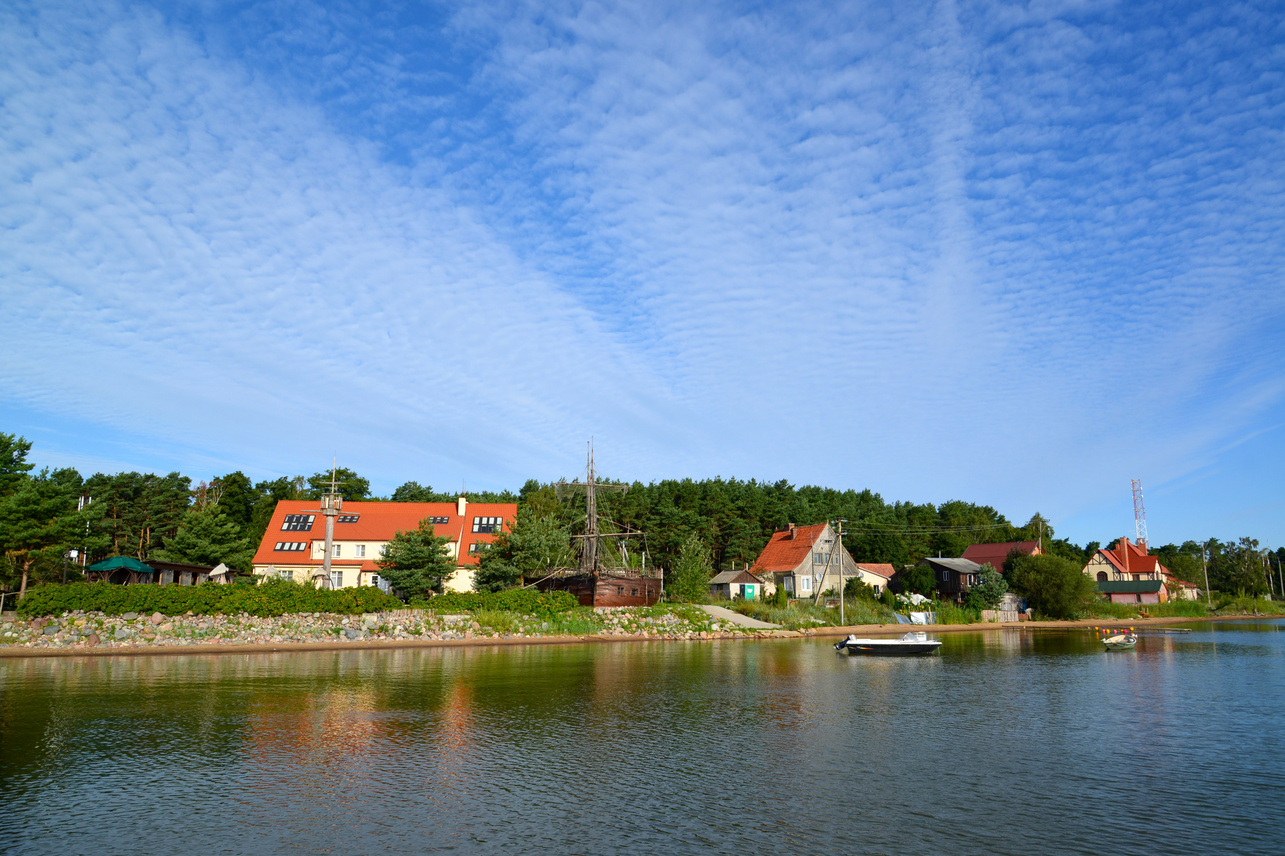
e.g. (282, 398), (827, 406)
(2, 0), (1283, 544)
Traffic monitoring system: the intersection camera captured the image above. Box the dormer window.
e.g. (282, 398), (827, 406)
(281, 514), (315, 531)
(472, 516), (503, 533)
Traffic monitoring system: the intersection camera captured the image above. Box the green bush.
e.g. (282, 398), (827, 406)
(423, 589), (578, 616)
(15, 580), (402, 618)
(1150, 599), (1210, 617)
(933, 601), (980, 625)
(1006, 554), (1100, 619)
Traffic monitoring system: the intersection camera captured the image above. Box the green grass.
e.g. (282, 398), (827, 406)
(728, 597), (898, 630)
(1213, 594), (1285, 615)
(472, 609), (521, 634)
(931, 602), (980, 625)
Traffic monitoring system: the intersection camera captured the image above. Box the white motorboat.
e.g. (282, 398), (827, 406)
(834, 631), (942, 656)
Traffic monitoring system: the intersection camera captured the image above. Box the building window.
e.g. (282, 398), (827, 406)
(281, 514), (315, 532)
(632, 588), (638, 597)
(940, 570), (949, 582)
(472, 516), (503, 533)
(968, 574), (976, 585)
(274, 542), (307, 552)
(813, 552), (829, 565)
(873, 585), (881, 595)
(427, 516), (449, 525)
(337, 515), (359, 524)
(468, 542), (488, 555)
(800, 576), (812, 593)
(354, 545), (366, 558)
(379, 544), (388, 557)
(333, 544), (342, 558)
(331, 571), (343, 588)
(617, 587), (624, 596)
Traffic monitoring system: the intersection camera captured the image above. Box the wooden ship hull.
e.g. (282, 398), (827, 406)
(539, 570), (662, 607)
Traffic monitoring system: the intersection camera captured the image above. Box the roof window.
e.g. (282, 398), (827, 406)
(281, 514), (315, 532)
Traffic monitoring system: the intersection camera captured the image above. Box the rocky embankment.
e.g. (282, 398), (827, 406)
(0, 607), (764, 653)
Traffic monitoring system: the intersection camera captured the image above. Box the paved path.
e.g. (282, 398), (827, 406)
(698, 604), (781, 629)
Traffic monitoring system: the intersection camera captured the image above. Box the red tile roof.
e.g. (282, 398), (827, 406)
(1093, 537), (1169, 579)
(750, 523), (831, 574)
(961, 541), (1040, 570)
(251, 500), (516, 572)
(854, 563), (896, 579)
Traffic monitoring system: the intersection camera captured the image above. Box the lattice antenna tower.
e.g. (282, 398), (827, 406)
(1131, 479), (1147, 549)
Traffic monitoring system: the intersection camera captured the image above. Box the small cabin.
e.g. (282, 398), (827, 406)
(709, 569), (764, 601)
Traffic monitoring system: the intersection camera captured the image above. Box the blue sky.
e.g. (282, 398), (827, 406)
(2, 0), (1283, 549)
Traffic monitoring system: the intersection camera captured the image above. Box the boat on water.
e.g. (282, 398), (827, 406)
(835, 631), (942, 657)
(1102, 632), (1137, 650)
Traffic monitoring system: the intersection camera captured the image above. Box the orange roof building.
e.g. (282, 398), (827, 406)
(749, 523), (891, 597)
(1082, 537), (1197, 603)
(251, 497), (516, 593)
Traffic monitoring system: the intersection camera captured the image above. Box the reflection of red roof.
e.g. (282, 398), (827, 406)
(854, 563), (896, 579)
(251, 500), (516, 571)
(751, 523), (830, 573)
(961, 541), (1040, 570)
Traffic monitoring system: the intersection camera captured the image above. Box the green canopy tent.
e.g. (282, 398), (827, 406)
(87, 556), (156, 585)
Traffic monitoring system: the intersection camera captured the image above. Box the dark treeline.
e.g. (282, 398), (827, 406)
(2, 430), (1281, 597)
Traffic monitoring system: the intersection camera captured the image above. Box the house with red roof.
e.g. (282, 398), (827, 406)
(961, 540), (1042, 571)
(749, 523), (887, 598)
(1082, 537), (1197, 604)
(251, 497), (516, 593)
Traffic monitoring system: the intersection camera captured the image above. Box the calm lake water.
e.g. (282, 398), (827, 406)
(2, 621), (1284, 855)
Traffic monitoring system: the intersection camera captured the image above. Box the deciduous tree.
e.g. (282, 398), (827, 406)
(376, 519), (456, 600)
(1005, 554), (1098, 619)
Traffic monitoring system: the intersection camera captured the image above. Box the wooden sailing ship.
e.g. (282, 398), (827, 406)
(536, 444), (662, 607)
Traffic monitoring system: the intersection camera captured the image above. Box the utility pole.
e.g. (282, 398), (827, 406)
(315, 463), (341, 590)
(836, 519), (847, 627)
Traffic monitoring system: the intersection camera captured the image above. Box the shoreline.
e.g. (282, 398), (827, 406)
(0, 612), (1270, 660)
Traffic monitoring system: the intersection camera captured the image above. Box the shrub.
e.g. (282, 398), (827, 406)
(424, 589), (578, 616)
(1005, 554), (1099, 619)
(963, 565), (1007, 611)
(933, 601), (980, 625)
(844, 577), (877, 601)
(15, 579), (402, 618)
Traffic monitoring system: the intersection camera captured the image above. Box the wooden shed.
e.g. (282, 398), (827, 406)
(709, 569), (764, 601)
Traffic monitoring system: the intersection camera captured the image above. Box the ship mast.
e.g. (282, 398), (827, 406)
(582, 442), (599, 573)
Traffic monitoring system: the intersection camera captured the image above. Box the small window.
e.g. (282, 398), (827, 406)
(354, 545), (366, 558)
(274, 542), (307, 552)
(331, 571), (343, 587)
(427, 516), (449, 525)
(801, 576), (812, 593)
(468, 542), (488, 555)
(617, 586), (624, 596)
(472, 516), (503, 533)
(631, 588), (638, 597)
(281, 514), (315, 532)
(332, 544), (341, 558)
(337, 515), (359, 524)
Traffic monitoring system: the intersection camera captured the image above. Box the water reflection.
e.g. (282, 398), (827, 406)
(2, 621), (1284, 855)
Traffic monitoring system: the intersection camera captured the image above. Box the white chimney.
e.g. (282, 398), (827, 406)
(457, 496), (467, 518)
